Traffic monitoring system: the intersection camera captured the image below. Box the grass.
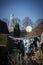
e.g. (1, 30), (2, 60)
(0, 34), (8, 45)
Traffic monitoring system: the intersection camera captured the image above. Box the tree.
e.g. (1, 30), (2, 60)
(22, 17), (34, 30)
(2, 18), (9, 27)
(14, 23), (20, 37)
(35, 19), (43, 27)
(14, 18), (21, 29)
(15, 18), (20, 24)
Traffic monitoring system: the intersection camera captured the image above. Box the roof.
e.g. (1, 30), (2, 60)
(25, 21), (43, 38)
(0, 20), (9, 34)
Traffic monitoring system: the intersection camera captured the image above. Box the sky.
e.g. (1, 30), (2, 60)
(0, 0), (43, 23)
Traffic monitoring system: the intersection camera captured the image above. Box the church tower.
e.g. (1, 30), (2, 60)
(9, 13), (14, 32)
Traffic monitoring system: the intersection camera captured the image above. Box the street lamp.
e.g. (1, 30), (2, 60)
(26, 26), (32, 32)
